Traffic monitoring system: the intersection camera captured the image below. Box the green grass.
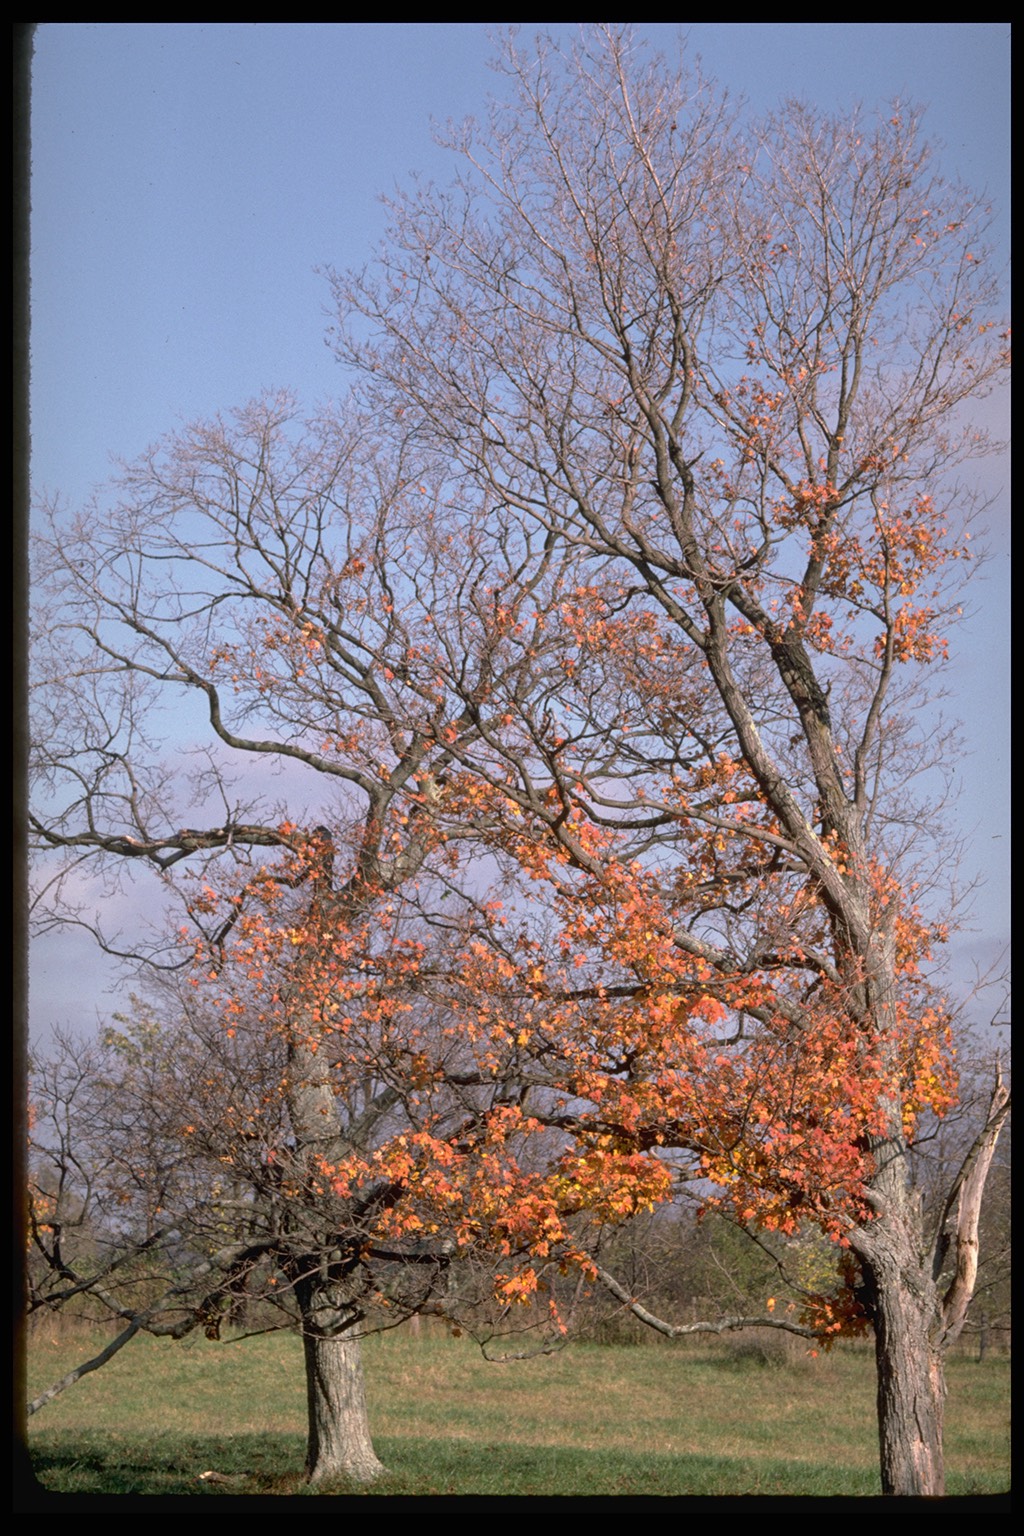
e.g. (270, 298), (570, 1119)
(24, 1325), (1010, 1497)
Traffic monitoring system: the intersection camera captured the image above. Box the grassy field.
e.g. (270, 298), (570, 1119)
(24, 1324), (1010, 1497)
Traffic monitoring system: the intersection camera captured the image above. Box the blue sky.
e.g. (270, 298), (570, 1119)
(30, 24), (1010, 1033)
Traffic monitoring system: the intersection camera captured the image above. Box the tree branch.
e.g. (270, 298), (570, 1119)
(591, 1262), (819, 1340)
(933, 1065), (1011, 1348)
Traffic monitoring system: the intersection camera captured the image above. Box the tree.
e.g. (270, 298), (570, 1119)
(29, 398), (560, 1481)
(31, 25), (1009, 1496)
(324, 26), (1010, 1494)
(30, 384), (619, 1479)
(29, 983), (521, 1454)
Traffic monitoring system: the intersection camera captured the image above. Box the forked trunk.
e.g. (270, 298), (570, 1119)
(298, 1279), (384, 1485)
(865, 1066), (1011, 1496)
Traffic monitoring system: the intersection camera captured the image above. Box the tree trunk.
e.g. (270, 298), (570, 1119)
(869, 1258), (945, 1497)
(298, 1278), (385, 1485)
(301, 1327), (384, 1485)
(852, 1127), (947, 1497)
(865, 1063), (1012, 1495)
(837, 922), (946, 1496)
(283, 978), (388, 1486)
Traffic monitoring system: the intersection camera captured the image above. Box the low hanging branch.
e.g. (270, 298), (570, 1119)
(27, 1237), (277, 1417)
(28, 1316), (148, 1416)
(592, 1263), (820, 1341)
(29, 1224), (172, 1314)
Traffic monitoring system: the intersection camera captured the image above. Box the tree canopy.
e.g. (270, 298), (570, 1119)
(31, 26), (1009, 1495)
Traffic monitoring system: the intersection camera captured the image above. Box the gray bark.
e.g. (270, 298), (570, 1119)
(296, 1274), (384, 1484)
(853, 1066), (1010, 1495)
(302, 1328), (384, 1484)
(870, 1257), (946, 1497)
(284, 850), (397, 1488)
(285, 1025), (387, 1483)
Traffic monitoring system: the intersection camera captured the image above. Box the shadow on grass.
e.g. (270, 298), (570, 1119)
(28, 1428), (897, 1497)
